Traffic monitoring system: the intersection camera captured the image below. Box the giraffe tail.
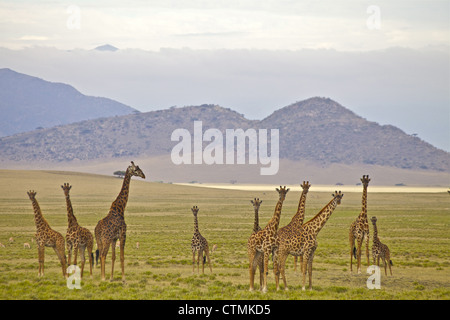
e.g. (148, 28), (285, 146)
(95, 249), (99, 266)
(203, 254), (206, 264)
(389, 260), (393, 266)
(353, 246), (357, 259)
(90, 253), (94, 267)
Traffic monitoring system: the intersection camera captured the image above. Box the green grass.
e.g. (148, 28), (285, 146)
(0, 169), (449, 300)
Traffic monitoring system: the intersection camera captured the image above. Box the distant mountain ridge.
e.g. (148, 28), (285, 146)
(0, 68), (137, 137)
(0, 97), (448, 173)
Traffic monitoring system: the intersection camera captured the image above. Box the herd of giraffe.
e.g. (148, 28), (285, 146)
(26, 161), (145, 282)
(245, 175), (393, 292)
(23, 161), (392, 292)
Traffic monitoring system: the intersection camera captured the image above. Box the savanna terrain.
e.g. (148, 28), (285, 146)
(0, 169), (448, 300)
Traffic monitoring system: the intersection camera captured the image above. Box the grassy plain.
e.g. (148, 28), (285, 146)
(0, 169), (449, 300)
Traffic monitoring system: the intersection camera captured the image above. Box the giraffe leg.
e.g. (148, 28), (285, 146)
(273, 250), (280, 290)
(205, 248), (212, 273)
(37, 245), (45, 277)
(299, 255), (304, 274)
(87, 243), (93, 278)
(120, 236), (126, 282)
(192, 249), (196, 273)
(279, 252), (289, 291)
(294, 256), (298, 272)
(386, 250), (393, 275)
(248, 249), (257, 291)
(67, 242), (73, 266)
(301, 253), (308, 291)
(262, 249), (270, 293)
(349, 232), (355, 273)
(258, 253), (264, 291)
(382, 256), (387, 276)
(79, 245), (86, 280)
(73, 242), (79, 266)
(365, 233), (370, 267)
(200, 249), (206, 274)
(356, 238), (363, 274)
(307, 249), (316, 291)
(52, 244), (67, 278)
(197, 250), (202, 274)
(110, 239), (117, 281)
(100, 240), (110, 281)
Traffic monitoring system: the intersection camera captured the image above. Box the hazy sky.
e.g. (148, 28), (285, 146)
(0, 1), (449, 151)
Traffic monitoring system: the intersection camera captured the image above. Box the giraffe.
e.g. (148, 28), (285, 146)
(250, 197), (264, 289)
(273, 181), (311, 290)
(95, 161), (145, 282)
(371, 216), (393, 275)
(27, 190), (67, 278)
(62, 183), (94, 279)
(349, 175), (371, 273)
(247, 186), (289, 292)
(191, 206), (212, 274)
(275, 191), (344, 291)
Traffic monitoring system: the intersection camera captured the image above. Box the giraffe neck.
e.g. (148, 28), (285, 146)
(359, 184), (368, 221)
(253, 207), (260, 233)
(288, 189), (308, 230)
(265, 198), (284, 234)
(65, 193), (78, 228)
(193, 215), (199, 234)
(304, 197), (338, 237)
(30, 198), (49, 231)
(110, 168), (132, 216)
(372, 221), (380, 243)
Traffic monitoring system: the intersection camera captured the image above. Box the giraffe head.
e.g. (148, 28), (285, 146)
(371, 216), (377, 224)
(250, 198), (262, 210)
(61, 183), (72, 196)
(27, 190), (37, 200)
(332, 190), (344, 204)
(275, 186), (290, 201)
(361, 175), (371, 187)
(191, 205), (199, 216)
(128, 161), (146, 179)
(301, 181), (311, 193)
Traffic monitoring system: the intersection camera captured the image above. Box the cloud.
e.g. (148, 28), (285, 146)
(0, 1), (448, 50)
(18, 35), (49, 41)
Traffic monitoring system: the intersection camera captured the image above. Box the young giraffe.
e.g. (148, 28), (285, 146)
(191, 206), (212, 274)
(275, 191), (344, 291)
(247, 186), (289, 292)
(371, 216), (393, 275)
(27, 191), (67, 278)
(250, 198), (264, 288)
(273, 181), (311, 290)
(95, 161), (146, 282)
(62, 183), (94, 279)
(349, 175), (371, 273)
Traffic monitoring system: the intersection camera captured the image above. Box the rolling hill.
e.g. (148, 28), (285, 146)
(0, 97), (448, 180)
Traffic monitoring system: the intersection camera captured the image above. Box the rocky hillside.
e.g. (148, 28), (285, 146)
(0, 68), (137, 137)
(261, 98), (448, 171)
(0, 97), (448, 172)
